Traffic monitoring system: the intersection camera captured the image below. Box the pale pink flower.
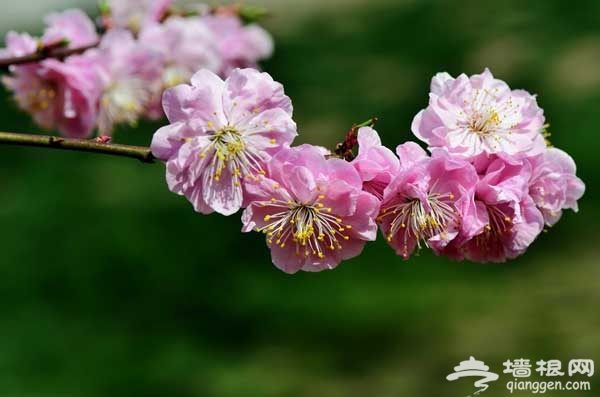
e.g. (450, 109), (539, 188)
(151, 68), (297, 216)
(528, 147), (585, 226)
(1, 9), (97, 60)
(412, 69), (546, 159)
(0, 31), (38, 58)
(2, 25), (102, 137)
(41, 9), (98, 48)
(448, 157), (545, 263)
(378, 152), (478, 259)
(105, 0), (172, 32)
(242, 144), (380, 273)
(350, 127), (399, 200)
(140, 16), (221, 86)
(139, 16), (221, 119)
(204, 14), (273, 75)
(3, 54), (102, 138)
(88, 30), (163, 135)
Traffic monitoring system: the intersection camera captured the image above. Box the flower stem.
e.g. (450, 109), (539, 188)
(0, 42), (99, 72)
(0, 131), (155, 163)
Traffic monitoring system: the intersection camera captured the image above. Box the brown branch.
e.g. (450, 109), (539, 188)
(0, 131), (155, 163)
(0, 41), (99, 72)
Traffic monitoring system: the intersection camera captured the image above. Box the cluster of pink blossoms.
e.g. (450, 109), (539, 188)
(0, 1), (273, 137)
(151, 68), (585, 273)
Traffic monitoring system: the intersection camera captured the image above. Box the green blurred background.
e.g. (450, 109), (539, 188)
(0, 1), (598, 396)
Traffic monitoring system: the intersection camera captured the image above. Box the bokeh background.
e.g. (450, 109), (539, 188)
(0, 1), (599, 396)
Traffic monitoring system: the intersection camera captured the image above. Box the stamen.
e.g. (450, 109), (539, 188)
(380, 191), (457, 254)
(256, 199), (352, 260)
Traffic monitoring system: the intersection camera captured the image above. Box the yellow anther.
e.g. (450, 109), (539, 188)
(264, 215), (271, 221)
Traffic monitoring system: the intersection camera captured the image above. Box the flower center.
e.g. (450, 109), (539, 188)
(26, 85), (57, 112)
(99, 79), (149, 133)
(379, 191), (456, 255)
(469, 108), (501, 135)
(162, 65), (190, 88)
(201, 126), (264, 186)
(257, 194), (352, 259)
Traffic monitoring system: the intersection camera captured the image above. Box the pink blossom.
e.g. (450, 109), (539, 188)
(140, 16), (221, 86)
(2, 55), (102, 138)
(139, 16), (221, 119)
(151, 68), (297, 216)
(449, 157), (545, 262)
(41, 9), (99, 48)
(204, 14), (273, 75)
(88, 30), (163, 135)
(1, 9), (98, 60)
(395, 141), (428, 170)
(412, 69), (546, 159)
(528, 147), (585, 226)
(350, 127), (399, 200)
(105, 0), (172, 32)
(0, 31), (38, 58)
(242, 144), (380, 273)
(378, 152), (478, 259)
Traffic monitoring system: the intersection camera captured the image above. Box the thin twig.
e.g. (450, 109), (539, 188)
(0, 131), (155, 163)
(0, 42), (99, 72)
